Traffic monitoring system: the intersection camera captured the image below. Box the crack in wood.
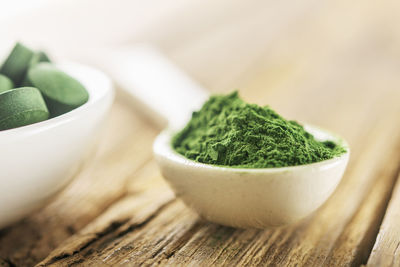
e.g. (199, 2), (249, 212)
(43, 220), (129, 265)
(392, 242), (400, 266)
(361, 155), (400, 266)
(161, 221), (205, 260)
(0, 257), (16, 267)
(115, 201), (175, 240)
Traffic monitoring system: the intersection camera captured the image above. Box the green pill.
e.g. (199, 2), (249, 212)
(20, 51), (52, 86)
(0, 74), (14, 93)
(29, 51), (51, 67)
(27, 63), (89, 117)
(0, 87), (49, 131)
(0, 43), (34, 86)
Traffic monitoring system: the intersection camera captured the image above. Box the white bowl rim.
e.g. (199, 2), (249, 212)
(154, 124), (350, 174)
(0, 61), (114, 139)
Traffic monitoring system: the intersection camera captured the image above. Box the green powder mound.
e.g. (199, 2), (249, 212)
(172, 91), (346, 168)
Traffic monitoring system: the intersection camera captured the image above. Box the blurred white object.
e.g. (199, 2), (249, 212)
(0, 62), (114, 228)
(97, 46), (208, 129)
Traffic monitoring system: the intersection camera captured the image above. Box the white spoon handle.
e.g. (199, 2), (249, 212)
(98, 45), (208, 129)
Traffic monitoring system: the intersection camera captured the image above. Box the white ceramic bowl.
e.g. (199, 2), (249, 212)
(154, 125), (349, 229)
(0, 62), (114, 228)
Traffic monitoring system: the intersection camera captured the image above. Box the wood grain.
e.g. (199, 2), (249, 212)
(1, 0), (400, 266)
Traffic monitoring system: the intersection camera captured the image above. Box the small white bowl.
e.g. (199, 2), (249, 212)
(88, 46), (350, 229)
(154, 125), (349, 229)
(0, 62), (114, 229)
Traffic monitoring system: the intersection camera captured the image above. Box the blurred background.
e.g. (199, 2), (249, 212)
(1, 0), (399, 130)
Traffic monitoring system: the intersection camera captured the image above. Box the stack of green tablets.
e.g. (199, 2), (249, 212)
(0, 42), (89, 131)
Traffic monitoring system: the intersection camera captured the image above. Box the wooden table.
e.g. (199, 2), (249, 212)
(1, 1), (400, 266)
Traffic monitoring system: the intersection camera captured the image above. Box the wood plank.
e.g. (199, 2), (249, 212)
(367, 171), (400, 267)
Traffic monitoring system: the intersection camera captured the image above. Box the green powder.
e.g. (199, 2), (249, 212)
(172, 91), (346, 168)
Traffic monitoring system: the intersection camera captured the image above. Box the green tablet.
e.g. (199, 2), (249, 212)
(0, 43), (34, 86)
(27, 63), (89, 117)
(0, 74), (14, 93)
(0, 87), (49, 130)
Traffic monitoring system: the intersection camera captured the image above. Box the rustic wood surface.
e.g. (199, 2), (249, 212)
(1, 0), (400, 266)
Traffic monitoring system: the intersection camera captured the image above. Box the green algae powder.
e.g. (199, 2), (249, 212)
(172, 91), (346, 168)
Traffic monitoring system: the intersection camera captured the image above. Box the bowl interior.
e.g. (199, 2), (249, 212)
(0, 62), (113, 142)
